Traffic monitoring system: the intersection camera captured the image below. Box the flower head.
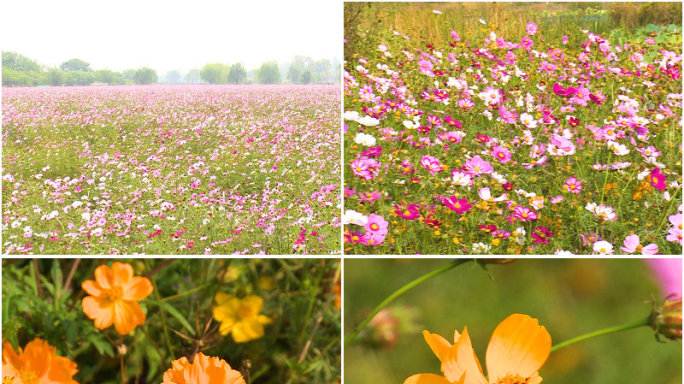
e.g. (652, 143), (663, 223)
(404, 314), (551, 384)
(2, 339), (78, 384)
(442, 196), (472, 214)
(213, 293), (273, 343)
(161, 352), (245, 384)
(365, 213), (389, 236)
(491, 146), (511, 163)
(651, 168), (667, 190)
(82, 262), (153, 335)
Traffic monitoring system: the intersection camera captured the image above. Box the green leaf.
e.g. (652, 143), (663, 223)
(147, 299), (196, 335)
(87, 333), (114, 357)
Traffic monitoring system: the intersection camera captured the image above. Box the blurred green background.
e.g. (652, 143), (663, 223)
(345, 259), (681, 384)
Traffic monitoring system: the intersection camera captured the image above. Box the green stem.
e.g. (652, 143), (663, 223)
(344, 259), (468, 346)
(550, 316), (649, 353)
(160, 283), (209, 303)
(144, 259), (174, 358)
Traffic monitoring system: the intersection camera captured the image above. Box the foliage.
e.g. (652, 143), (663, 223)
(133, 67), (158, 85)
(201, 63), (231, 84)
(2, 51), (41, 72)
(3, 258), (341, 384)
(228, 63), (248, 85)
(256, 61), (281, 84)
(60, 58), (92, 72)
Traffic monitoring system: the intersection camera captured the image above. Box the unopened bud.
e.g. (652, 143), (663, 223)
(650, 295), (682, 341)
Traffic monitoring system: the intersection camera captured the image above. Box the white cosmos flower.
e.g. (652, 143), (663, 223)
(342, 210), (368, 226)
(593, 240), (614, 255)
(354, 132), (377, 146)
(343, 111), (360, 121)
(358, 116), (380, 126)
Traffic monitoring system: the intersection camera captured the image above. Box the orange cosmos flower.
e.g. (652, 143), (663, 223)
(404, 314), (551, 384)
(2, 338), (78, 384)
(81, 262), (153, 335)
(161, 352), (245, 384)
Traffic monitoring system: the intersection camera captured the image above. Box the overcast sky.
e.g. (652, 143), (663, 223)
(1, 0), (341, 74)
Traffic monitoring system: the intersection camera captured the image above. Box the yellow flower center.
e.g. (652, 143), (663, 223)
(474, 166), (480, 172)
(371, 223), (379, 230)
(404, 210), (412, 216)
(237, 304), (253, 319)
(636, 244), (643, 252)
(454, 202), (461, 209)
(495, 374), (531, 384)
(522, 213), (528, 218)
(20, 370), (39, 384)
(652, 176), (658, 183)
(600, 247), (607, 253)
(103, 286), (124, 302)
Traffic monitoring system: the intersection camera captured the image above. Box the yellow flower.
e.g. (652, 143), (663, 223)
(212, 293), (273, 343)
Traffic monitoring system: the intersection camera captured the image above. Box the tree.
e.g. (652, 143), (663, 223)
(200, 63), (230, 84)
(46, 69), (64, 86)
(64, 71), (94, 86)
(133, 67), (157, 84)
(227, 63), (247, 84)
(2, 51), (40, 72)
(185, 69), (201, 84)
(301, 70), (312, 84)
(165, 70), (182, 84)
(256, 61), (280, 84)
(60, 58), (91, 72)
(287, 65), (301, 84)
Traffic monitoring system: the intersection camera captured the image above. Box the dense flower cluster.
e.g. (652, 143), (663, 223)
(2, 85), (340, 255)
(344, 17), (682, 254)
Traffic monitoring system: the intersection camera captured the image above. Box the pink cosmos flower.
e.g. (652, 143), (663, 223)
(358, 190), (382, 203)
(513, 206), (537, 221)
(360, 231), (386, 246)
(498, 105), (518, 124)
(463, 156), (493, 176)
(620, 234), (658, 255)
(526, 22), (538, 35)
(442, 196), (472, 214)
(450, 29), (460, 41)
(562, 177), (583, 194)
(646, 259), (682, 296)
(651, 168), (667, 190)
(491, 145), (512, 163)
(364, 214), (389, 236)
(420, 155), (443, 176)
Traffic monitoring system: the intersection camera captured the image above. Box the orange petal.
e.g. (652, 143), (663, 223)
(81, 279), (103, 296)
(47, 355), (79, 384)
(422, 330), (451, 363)
(485, 314), (551, 382)
(22, 339), (52, 377)
(94, 264), (114, 289)
(442, 327), (487, 384)
(111, 262), (134, 286)
(82, 296), (115, 330)
(2, 341), (23, 371)
(113, 300), (145, 335)
(403, 373), (452, 384)
(122, 276), (153, 301)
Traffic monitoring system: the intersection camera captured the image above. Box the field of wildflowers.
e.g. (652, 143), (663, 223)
(2, 258), (341, 383)
(343, 4), (682, 255)
(2, 85), (340, 255)
(344, 258), (682, 384)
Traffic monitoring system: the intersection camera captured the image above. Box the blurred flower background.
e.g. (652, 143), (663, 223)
(345, 259), (681, 384)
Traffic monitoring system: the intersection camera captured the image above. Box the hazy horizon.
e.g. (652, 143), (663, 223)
(2, 0), (341, 74)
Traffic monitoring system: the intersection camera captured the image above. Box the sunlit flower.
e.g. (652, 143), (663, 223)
(213, 293), (273, 343)
(442, 196), (472, 214)
(161, 352), (245, 384)
(2, 338), (78, 384)
(82, 262), (153, 335)
(620, 234), (658, 255)
(593, 240), (614, 255)
(403, 314), (551, 384)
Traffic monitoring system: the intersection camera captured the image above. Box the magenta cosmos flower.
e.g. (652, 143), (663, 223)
(420, 155), (443, 176)
(531, 226), (554, 244)
(463, 155), (493, 176)
(364, 213), (389, 236)
(442, 196), (472, 214)
(491, 145), (512, 163)
(651, 168), (667, 190)
(394, 203), (420, 220)
(620, 234), (658, 255)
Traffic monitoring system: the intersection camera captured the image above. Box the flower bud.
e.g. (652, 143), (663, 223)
(650, 295), (682, 341)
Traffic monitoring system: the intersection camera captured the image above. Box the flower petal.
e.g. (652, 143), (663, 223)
(240, 295), (264, 316)
(122, 276), (153, 301)
(404, 373), (452, 384)
(422, 330), (451, 363)
(213, 298), (240, 322)
(231, 318), (264, 343)
(113, 300), (145, 335)
(94, 264), (114, 289)
(442, 327), (487, 384)
(111, 262), (134, 286)
(82, 296), (115, 330)
(485, 314), (551, 381)
(82, 279), (104, 296)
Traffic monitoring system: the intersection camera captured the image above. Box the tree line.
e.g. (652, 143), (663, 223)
(2, 52), (341, 87)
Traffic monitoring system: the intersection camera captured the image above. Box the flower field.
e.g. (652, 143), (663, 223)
(3, 258), (341, 383)
(343, 8), (682, 254)
(2, 85), (340, 255)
